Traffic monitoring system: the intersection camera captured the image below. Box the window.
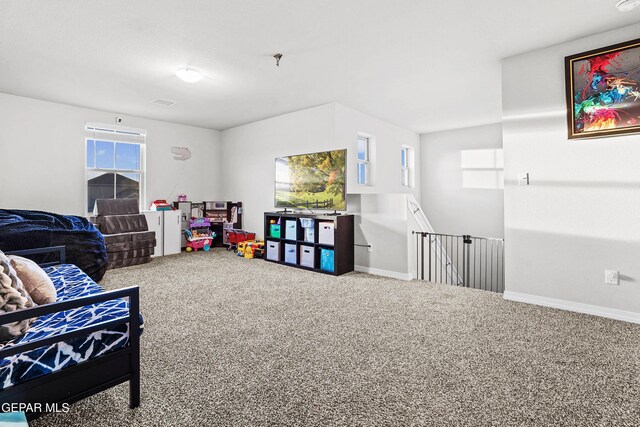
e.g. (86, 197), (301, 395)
(356, 135), (370, 185)
(85, 124), (145, 214)
(401, 146), (413, 187)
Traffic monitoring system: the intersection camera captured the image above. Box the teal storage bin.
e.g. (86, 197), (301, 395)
(270, 224), (281, 238)
(320, 248), (334, 272)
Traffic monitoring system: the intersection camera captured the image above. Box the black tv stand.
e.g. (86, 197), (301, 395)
(263, 212), (354, 276)
(326, 210), (342, 216)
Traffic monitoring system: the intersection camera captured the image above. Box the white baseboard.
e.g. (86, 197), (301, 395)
(354, 265), (412, 281)
(503, 291), (640, 325)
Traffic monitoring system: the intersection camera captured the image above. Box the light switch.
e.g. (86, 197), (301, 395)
(518, 173), (530, 186)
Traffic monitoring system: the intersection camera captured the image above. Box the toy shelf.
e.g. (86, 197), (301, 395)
(263, 212), (354, 276)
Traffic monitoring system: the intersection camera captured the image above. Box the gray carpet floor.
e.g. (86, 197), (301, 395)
(32, 249), (640, 426)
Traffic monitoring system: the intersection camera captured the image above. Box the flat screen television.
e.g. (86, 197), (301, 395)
(275, 149), (346, 211)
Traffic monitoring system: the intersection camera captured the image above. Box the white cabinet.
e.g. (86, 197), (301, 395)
(142, 210), (182, 257)
(143, 211), (162, 258)
(162, 210), (182, 256)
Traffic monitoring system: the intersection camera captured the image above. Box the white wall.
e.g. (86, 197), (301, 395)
(0, 93), (222, 215)
(221, 103), (420, 278)
(220, 104), (337, 234)
(420, 123), (504, 238)
(334, 104), (421, 277)
(334, 104), (421, 198)
(502, 23), (640, 319)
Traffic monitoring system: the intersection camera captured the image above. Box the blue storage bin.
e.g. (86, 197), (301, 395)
(284, 243), (297, 264)
(320, 248), (334, 272)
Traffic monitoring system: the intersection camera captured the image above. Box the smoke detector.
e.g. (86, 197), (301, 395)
(616, 0), (640, 11)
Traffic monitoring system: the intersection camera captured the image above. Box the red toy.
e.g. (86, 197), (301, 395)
(225, 229), (256, 252)
(149, 200), (174, 211)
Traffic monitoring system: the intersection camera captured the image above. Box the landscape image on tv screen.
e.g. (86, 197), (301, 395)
(275, 149), (346, 211)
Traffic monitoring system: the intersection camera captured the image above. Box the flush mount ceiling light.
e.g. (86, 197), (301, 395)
(176, 68), (203, 83)
(616, 0), (640, 11)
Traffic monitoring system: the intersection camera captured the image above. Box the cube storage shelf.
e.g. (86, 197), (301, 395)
(263, 212), (354, 276)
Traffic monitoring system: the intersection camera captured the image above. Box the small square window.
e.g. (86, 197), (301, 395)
(116, 142), (141, 171)
(95, 140), (115, 169)
(357, 163), (367, 185)
(357, 138), (368, 161)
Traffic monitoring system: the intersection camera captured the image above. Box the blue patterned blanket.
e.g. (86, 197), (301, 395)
(0, 264), (142, 389)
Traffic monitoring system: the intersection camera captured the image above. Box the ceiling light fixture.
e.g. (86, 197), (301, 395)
(176, 68), (204, 83)
(616, 0), (640, 11)
(273, 53), (283, 67)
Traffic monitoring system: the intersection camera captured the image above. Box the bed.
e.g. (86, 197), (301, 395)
(0, 246), (141, 419)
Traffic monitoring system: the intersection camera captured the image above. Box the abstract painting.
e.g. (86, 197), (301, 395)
(565, 38), (640, 139)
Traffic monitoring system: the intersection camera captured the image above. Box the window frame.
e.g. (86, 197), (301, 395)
(85, 138), (145, 215)
(356, 135), (371, 185)
(401, 145), (414, 188)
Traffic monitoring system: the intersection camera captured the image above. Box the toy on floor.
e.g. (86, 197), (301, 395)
(184, 218), (215, 252)
(225, 229), (256, 252)
(237, 240), (264, 259)
(236, 240), (253, 257)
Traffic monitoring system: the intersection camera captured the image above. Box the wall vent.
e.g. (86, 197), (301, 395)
(151, 98), (177, 107)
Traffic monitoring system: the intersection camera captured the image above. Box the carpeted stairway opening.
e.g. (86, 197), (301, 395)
(32, 249), (640, 426)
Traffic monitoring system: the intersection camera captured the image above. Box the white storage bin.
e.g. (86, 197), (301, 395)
(266, 240), (281, 261)
(318, 222), (335, 246)
(284, 243), (297, 264)
(285, 220), (297, 240)
(299, 245), (315, 268)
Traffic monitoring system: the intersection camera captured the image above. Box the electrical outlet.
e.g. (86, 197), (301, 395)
(605, 270), (619, 285)
(368, 244), (373, 253)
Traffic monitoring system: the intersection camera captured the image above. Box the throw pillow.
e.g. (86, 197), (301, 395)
(0, 251), (36, 342)
(9, 255), (57, 305)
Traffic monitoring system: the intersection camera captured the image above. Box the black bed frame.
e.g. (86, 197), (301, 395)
(0, 246), (140, 419)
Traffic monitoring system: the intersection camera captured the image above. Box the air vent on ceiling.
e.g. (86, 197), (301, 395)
(151, 98), (177, 107)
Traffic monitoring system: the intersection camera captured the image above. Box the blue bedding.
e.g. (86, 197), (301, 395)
(0, 264), (142, 389)
(0, 209), (108, 281)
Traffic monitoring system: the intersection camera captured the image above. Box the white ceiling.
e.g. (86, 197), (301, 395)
(1, 1), (638, 133)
